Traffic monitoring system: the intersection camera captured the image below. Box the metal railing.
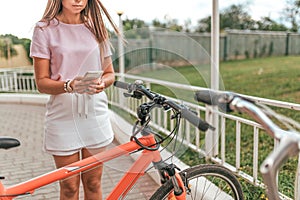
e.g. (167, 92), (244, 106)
(1, 70), (300, 199)
(108, 73), (300, 199)
(0, 69), (37, 93)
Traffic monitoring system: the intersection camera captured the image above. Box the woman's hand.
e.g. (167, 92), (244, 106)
(84, 79), (105, 94)
(71, 77), (105, 94)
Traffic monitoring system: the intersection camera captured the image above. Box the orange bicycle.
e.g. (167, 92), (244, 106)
(0, 80), (244, 200)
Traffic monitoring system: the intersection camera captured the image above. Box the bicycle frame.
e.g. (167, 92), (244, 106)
(1, 80), (215, 200)
(230, 97), (300, 200)
(0, 133), (185, 200)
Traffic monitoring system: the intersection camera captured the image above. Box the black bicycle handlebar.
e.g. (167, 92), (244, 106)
(195, 90), (234, 112)
(165, 100), (214, 131)
(114, 80), (154, 100)
(194, 89), (282, 137)
(113, 80), (130, 90)
(114, 80), (214, 132)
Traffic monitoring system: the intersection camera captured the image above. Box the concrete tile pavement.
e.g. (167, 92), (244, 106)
(0, 103), (160, 199)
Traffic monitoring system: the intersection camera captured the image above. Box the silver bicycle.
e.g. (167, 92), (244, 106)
(195, 89), (300, 200)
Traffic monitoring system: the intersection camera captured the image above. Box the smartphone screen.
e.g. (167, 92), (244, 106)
(82, 71), (103, 81)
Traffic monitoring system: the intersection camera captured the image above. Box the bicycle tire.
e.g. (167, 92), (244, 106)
(149, 164), (244, 200)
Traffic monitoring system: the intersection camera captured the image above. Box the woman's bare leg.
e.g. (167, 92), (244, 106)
(53, 153), (81, 200)
(81, 147), (106, 200)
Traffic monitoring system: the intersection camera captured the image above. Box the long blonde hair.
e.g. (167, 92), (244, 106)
(41, 0), (119, 44)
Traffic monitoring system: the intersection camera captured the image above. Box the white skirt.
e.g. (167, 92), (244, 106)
(43, 92), (114, 155)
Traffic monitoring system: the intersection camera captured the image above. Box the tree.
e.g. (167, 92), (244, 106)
(183, 19), (193, 33)
(195, 3), (288, 33)
(152, 16), (183, 32)
(152, 18), (167, 29)
(256, 17), (288, 31)
(122, 18), (150, 39)
(220, 4), (255, 30)
(195, 4), (254, 32)
(282, 0), (300, 32)
(0, 34), (33, 63)
(0, 36), (17, 60)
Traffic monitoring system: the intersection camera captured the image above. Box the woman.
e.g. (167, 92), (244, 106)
(30, 0), (119, 199)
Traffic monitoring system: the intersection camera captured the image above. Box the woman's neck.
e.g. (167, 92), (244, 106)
(57, 12), (82, 24)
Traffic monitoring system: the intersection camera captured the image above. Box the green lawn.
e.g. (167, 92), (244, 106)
(220, 56), (300, 103)
(221, 56), (300, 199)
(137, 56), (300, 103)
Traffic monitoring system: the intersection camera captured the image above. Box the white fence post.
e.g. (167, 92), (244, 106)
(206, 0), (220, 158)
(13, 72), (18, 92)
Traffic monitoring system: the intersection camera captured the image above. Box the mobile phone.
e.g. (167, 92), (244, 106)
(82, 71), (103, 81)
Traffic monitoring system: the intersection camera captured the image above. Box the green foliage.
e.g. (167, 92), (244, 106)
(152, 18), (184, 32)
(196, 3), (288, 33)
(114, 2), (298, 34)
(21, 38), (32, 63)
(282, 0), (300, 32)
(221, 4), (255, 30)
(257, 17), (288, 31)
(0, 34), (32, 63)
(122, 18), (150, 39)
(0, 36), (17, 60)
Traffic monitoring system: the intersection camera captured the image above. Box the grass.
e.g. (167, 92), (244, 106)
(125, 55), (300, 199)
(138, 56), (300, 103)
(220, 56), (300, 103)
(221, 57), (300, 199)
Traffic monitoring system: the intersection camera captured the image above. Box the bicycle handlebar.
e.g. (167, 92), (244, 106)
(114, 80), (214, 132)
(194, 89), (234, 112)
(195, 89), (300, 200)
(194, 89), (283, 138)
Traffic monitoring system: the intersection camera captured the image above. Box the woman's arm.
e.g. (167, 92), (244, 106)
(34, 56), (115, 95)
(33, 57), (65, 95)
(101, 56), (115, 88)
(68, 56), (115, 94)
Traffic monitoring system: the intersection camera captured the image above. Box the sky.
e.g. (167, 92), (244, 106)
(0, 0), (286, 39)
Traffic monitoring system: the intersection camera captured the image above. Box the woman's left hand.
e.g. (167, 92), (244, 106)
(85, 79), (105, 95)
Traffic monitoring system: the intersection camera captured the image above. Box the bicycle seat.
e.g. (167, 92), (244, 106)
(0, 137), (20, 149)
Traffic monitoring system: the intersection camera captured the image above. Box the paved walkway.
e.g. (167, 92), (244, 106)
(0, 103), (159, 199)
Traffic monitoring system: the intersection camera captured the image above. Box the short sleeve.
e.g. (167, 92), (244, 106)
(30, 25), (50, 59)
(102, 40), (112, 58)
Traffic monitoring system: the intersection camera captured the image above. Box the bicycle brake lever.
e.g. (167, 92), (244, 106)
(123, 91), (143, 99)
(163, 105), (171, 112)
(123, 93), (132, 98)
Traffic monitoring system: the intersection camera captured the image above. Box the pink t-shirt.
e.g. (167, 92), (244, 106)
(30, 19), (114, 155)
(30, 18), (112, 81)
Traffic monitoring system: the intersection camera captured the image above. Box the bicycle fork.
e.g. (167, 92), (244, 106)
(154, 161), (187, 200)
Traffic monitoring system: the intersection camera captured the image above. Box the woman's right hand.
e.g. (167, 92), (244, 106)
(71, 77), (100, 94)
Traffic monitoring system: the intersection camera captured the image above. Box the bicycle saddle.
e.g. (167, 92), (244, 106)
(0, 137), (20, 149)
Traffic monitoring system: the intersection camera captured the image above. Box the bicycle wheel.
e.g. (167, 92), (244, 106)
(150, 164), (244, 200)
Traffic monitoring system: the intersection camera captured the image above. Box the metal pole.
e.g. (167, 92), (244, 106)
(205, 0), (220, 157)
(117, 11), (125, 106)
(211, 0), (219, 91)
(117, 11), (125, 81)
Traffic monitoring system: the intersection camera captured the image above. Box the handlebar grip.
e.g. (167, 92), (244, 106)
(181, 108), (215, 132)
(194, 90), (220, 105)
(194, 90), (233, 112)
(114, 81), (130, 90)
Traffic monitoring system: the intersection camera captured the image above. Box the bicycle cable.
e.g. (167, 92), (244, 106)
(259, 102), (300, 132)
(145, 112), (189, 173)
(128, 105), (185, 168)
(129, 109), (181, 155)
